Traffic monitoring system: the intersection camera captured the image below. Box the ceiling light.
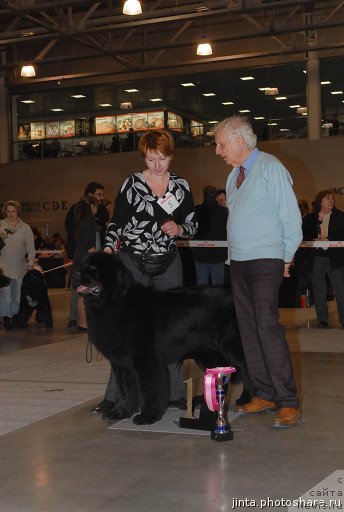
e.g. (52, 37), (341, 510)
(289, 105), (301, 108)
(302, 112), (307, 116)
(202, 93), (215, 97)
(99, 103), (112, 107)
(51, 108), (63, 112)
(222, 101), (234, 105)
(71, 94), (86, 99)
(268, 122), (278, 126)
(208, 121), (218, 124)
(279, 128), (290, 131)
(21, 31), (35, 37)
(240, 76), (254, 81)
(296, 107), (307, 114)
(321, 81), (331, 85)
(259, 87), (270, 91)
(120, 102), (132, 109)
(181, 83), (195, 87)
(20, 65), (35, 77)
(239, 109), (250, 113)
(275, 96), (287, 100)
(264, 87), (279, 96)
(254, 116), (265, 120)
(124, 89), (139, 93)
(123, 0), (142, 15)
(20, 100), (35, 104)
(149, 98), (162, 102)
(196, 36), (212, 56)
(331, 91), (343, 95)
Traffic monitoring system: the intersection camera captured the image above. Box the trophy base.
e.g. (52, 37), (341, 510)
(211, 429), (234, 442)
(179, 404), (218, 431)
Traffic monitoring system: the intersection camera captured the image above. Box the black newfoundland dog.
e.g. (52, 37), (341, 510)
(77, 252), (253, 425)
(17, 269), (53, 328)
(0, 268), (11, 288)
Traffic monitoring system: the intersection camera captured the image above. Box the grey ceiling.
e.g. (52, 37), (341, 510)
(3, 1), (344, 130)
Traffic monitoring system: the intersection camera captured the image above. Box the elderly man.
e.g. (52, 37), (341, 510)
(215, 116), (302, 428)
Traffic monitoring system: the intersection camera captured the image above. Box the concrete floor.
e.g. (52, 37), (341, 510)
(0, 289), (343, 512)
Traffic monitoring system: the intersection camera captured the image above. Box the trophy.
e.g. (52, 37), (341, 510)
(204, 367), (236, 442)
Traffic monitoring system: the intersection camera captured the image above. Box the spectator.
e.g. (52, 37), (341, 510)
(65, 182), (108, 333)
(0, 200), (35, 330)
(298, 199), (310, 218)
(302, 190), (344, 328)
(71, 197), (97, 332)
(32, 227), (45, 251)
(216, 189), (227, 209)
(101, 199), (113, 222)
(192, 186), (228, 285)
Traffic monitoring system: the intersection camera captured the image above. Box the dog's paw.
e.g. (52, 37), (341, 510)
(133, 411), (164, 425)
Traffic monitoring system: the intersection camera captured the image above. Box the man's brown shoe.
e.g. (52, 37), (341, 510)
(271, 407), (301, 428)
(236, 396), (277, 415)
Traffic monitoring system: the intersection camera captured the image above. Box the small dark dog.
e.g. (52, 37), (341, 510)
(76, 252), (253, 425)
(0, 268), (11, 288)
(17, 269), (53, 328)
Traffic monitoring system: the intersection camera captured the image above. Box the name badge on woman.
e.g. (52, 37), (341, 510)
(157, 193), (180, 214)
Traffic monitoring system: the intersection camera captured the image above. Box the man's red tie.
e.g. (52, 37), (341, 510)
(236, 166), (245, 189)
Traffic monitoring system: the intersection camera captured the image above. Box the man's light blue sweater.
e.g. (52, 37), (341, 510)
(226, 150), (302, 262)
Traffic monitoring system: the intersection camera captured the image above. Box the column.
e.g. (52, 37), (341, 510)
(0, 76), (10, 163)
(306, 52), (321, 140)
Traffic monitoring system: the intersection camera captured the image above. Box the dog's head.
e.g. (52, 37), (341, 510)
(75, 251), (134, 305)
(0, 268), (10, 288)
(22, 269), (47, 290)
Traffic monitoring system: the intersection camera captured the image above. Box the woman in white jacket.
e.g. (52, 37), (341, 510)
(0, 200), (35, 330)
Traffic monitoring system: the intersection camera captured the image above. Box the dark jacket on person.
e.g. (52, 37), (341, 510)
(192, 199), (228, 263)
(65, 201), (108, 259)
(302, 206), (344, 271)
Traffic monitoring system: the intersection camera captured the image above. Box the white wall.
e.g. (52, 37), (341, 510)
(0, 137), (343, 237)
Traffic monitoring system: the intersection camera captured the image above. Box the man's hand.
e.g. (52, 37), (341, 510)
(284, 262), (291, 277)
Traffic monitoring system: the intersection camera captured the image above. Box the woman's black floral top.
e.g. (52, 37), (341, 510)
(105, 172), (197, 256)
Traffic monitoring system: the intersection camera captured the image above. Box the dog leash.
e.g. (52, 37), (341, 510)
(86, 336), (93, 363)
(85, 336), (103, 364)
(40, 262), (73, 274)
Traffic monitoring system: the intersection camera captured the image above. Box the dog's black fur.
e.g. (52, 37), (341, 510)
(17, 269), (53, 328)
(0, 268), (11, 288)
(77, 251), (253, 425)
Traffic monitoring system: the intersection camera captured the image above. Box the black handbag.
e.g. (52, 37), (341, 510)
(129, 249), (177, 277)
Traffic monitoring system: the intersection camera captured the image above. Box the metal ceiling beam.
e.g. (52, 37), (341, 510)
(0, 0), (335, 44)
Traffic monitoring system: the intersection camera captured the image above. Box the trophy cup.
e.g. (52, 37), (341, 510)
(204, 367), (236, 442)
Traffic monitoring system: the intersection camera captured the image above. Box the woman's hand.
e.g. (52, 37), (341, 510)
(161, 220), (183, 237)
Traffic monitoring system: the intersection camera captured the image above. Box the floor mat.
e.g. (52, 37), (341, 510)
(108, 407), (240, 436)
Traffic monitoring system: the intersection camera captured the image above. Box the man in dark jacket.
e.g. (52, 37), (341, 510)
(192, 186), (228, 285)
(64, 182), (108, 333)
(64, 182), (108, 259)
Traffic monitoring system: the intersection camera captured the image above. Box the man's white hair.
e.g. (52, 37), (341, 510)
(215, 116), (257, 149)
